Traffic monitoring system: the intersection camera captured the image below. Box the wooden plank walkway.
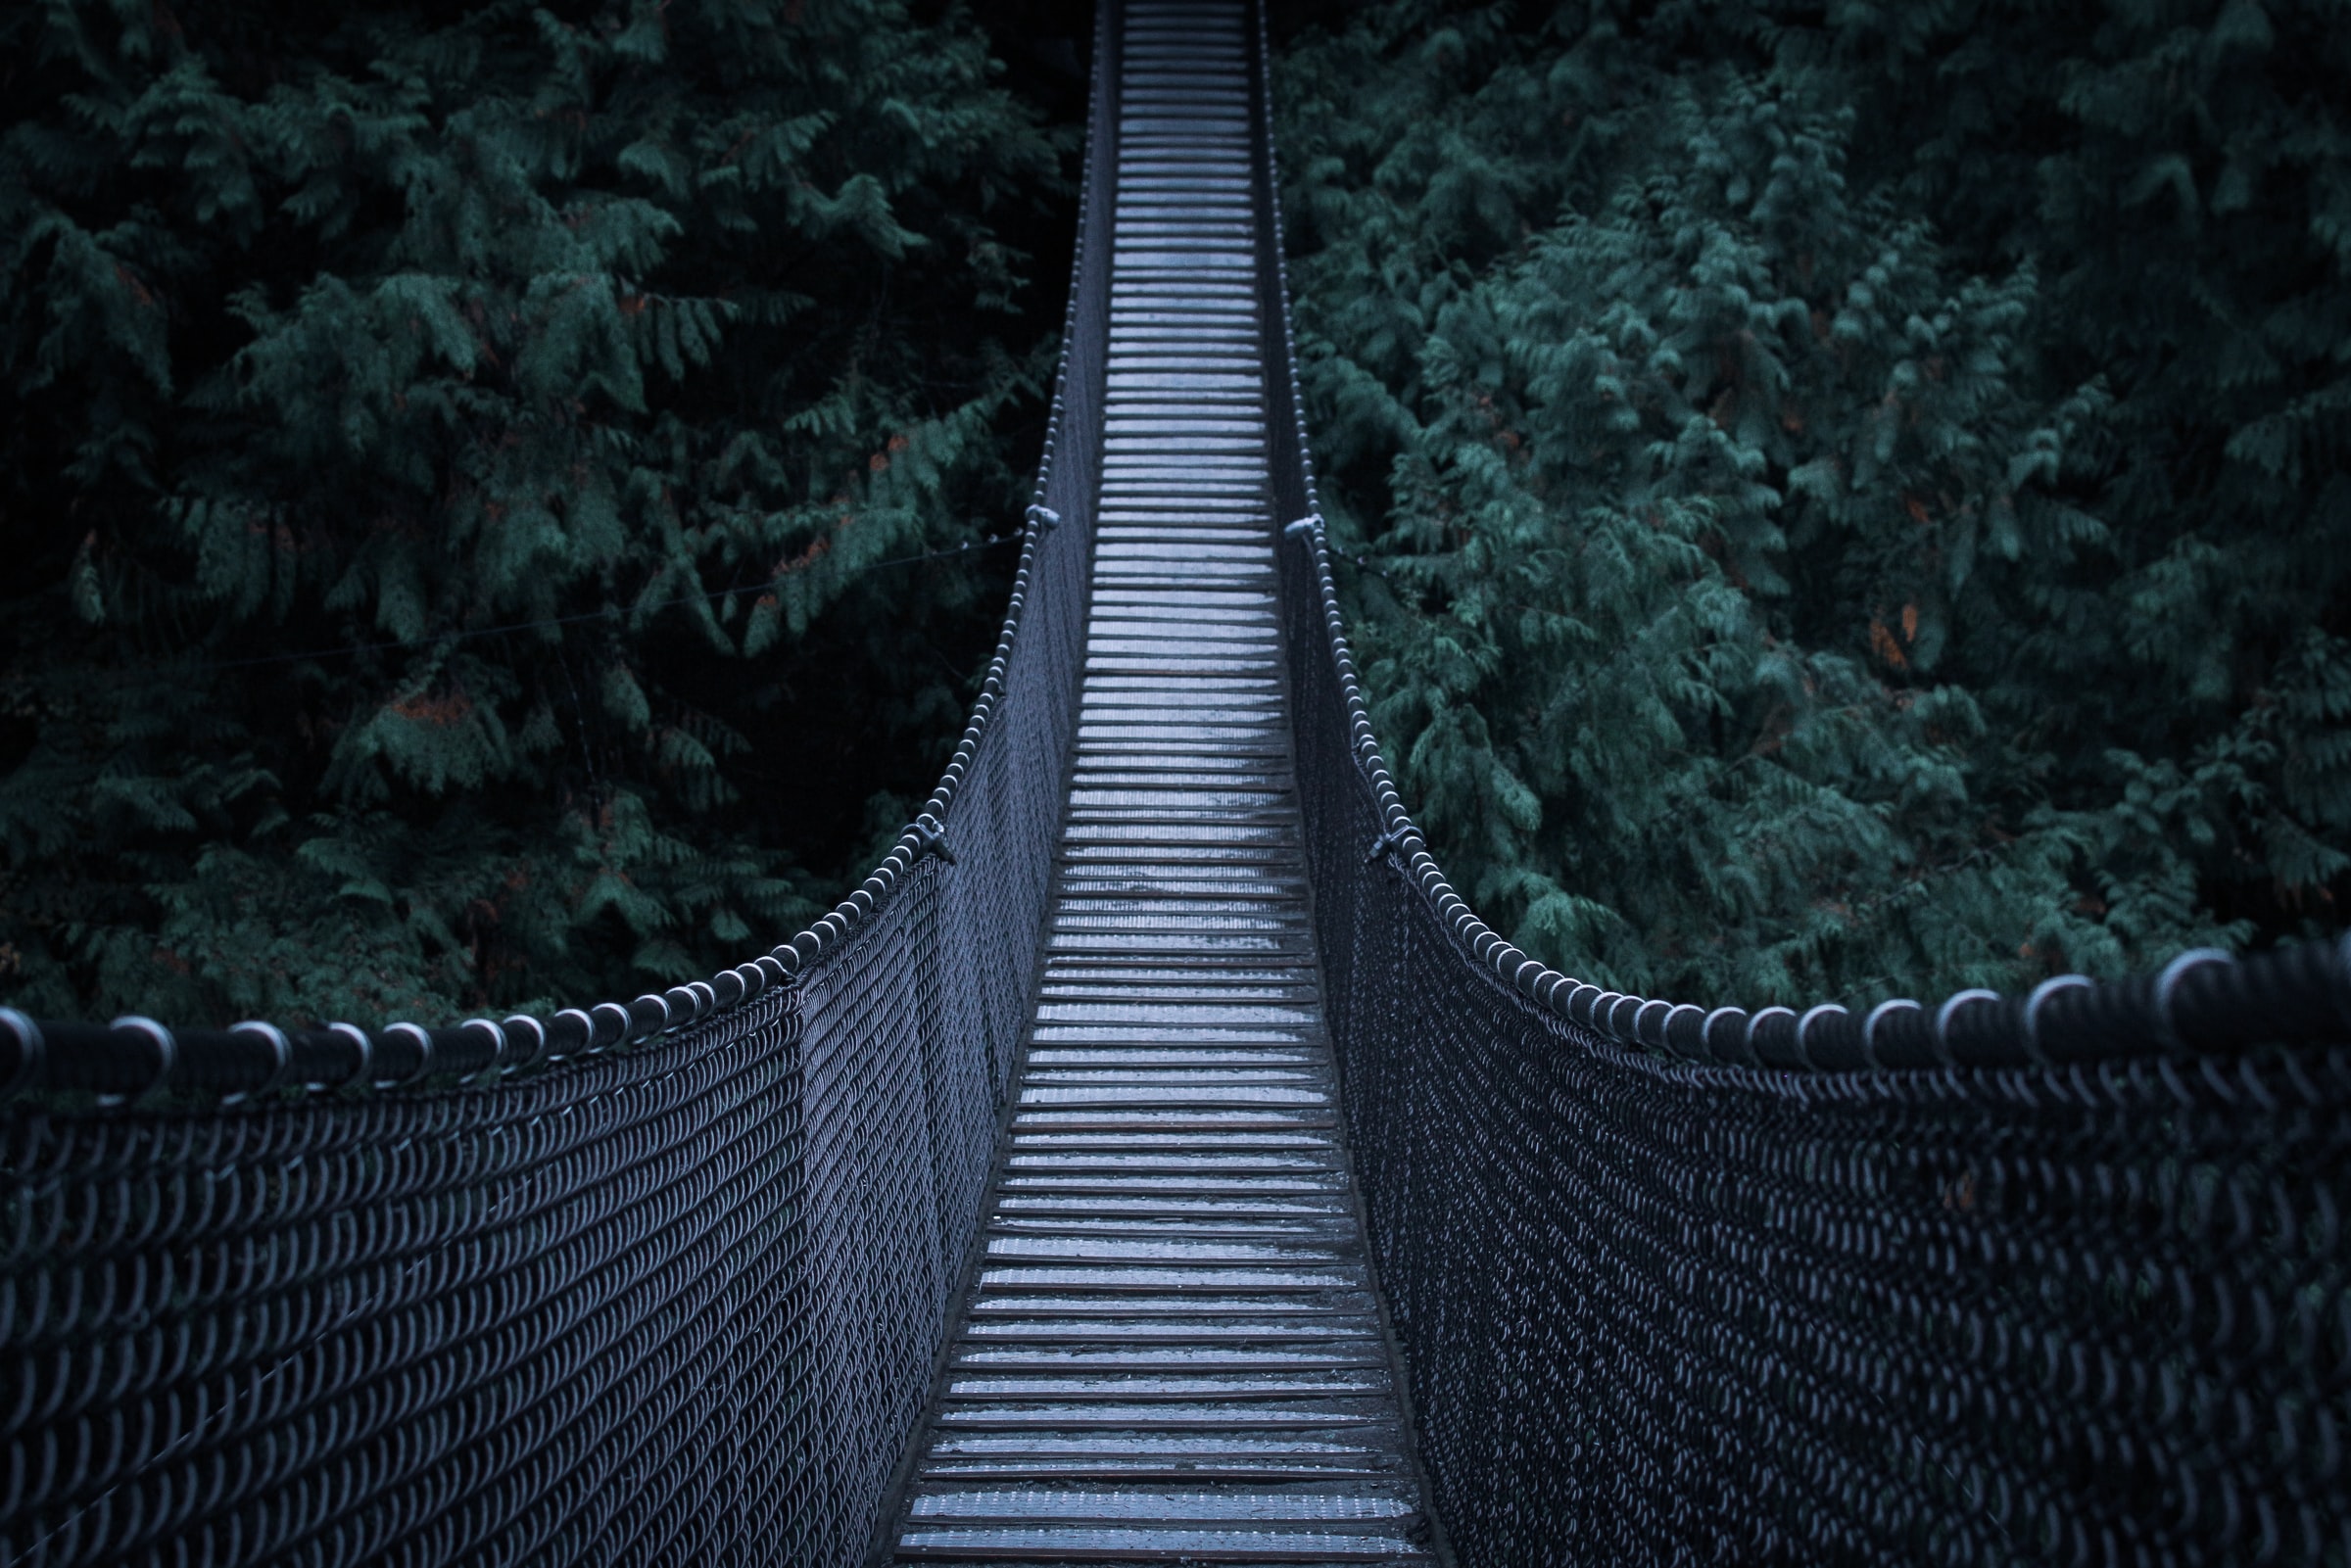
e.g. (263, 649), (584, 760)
(881, 3), (1439, 1560)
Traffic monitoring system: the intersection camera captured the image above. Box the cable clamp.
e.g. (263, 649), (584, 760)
(1365, 825), (1409, 865)
(912, 813), (957, 866)
(1284, 514), (1323, 543)
(1026, 504), (1061, 532)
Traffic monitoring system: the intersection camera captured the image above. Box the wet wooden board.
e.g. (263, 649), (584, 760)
(882, 4), (1438, 1562)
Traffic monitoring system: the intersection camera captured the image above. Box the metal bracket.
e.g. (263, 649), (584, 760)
(912, 813), (956, 866)
(1365, 825), (1409, 866)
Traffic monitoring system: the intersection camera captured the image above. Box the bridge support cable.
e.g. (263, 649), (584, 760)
(1244, 3), (2351, 1565)
(876, 2), (1440, 1559)
(0, 6), (1117, 1564)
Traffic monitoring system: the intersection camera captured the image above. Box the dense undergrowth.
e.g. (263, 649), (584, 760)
(0, 0), (1085, 1023)
(1275, 0), (2351, 1007)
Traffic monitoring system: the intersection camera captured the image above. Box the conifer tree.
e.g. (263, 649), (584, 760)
(1828, 0), (2351, 956)
(0, 0), (1072, 1023)
(1274, 0), (2348, 1006)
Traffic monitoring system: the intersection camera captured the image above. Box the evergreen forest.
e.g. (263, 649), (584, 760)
(1278, 0), (2351, 1006)
(2, 0), (1088, 1023)
(3, 0), (2345, 1027)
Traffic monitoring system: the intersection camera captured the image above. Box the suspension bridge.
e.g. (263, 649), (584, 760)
(4, 4), (2347, 1564)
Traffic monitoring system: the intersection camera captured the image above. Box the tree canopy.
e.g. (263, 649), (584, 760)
(4, 0), (2341, 1027)
(1275, 0), (2350, 1007)
(0, 0), (1080, 1023)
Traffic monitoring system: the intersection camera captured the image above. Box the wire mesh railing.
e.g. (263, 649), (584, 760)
(0, 7), (1115, 1563)
(1243, 5), (2351, 1564)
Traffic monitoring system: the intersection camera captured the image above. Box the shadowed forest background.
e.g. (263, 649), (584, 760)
(4, 0), (2345, 1027)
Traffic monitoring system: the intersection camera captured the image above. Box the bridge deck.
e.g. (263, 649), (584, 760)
(883, 4), (1437, 1560)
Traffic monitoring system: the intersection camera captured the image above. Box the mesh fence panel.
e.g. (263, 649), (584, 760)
(0, 6), (1113, 1563)
(1283, 763), (2351, 1564)
(1243, 5), (2351, 1563)
(6, 997), (814, 1565)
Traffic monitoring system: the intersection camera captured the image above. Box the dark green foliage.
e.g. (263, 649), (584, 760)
(1275, 0), (2349, 1006)
(1827, 0), (2351, 951)
(0, 0), (1074, 1022)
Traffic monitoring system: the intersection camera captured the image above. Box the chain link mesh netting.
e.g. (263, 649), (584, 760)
(1242, 6), (2351, 1564)
(0, 7), (1113, 1562)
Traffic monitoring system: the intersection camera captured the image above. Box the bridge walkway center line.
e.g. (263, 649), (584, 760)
(881, 3), (1442, 1561)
